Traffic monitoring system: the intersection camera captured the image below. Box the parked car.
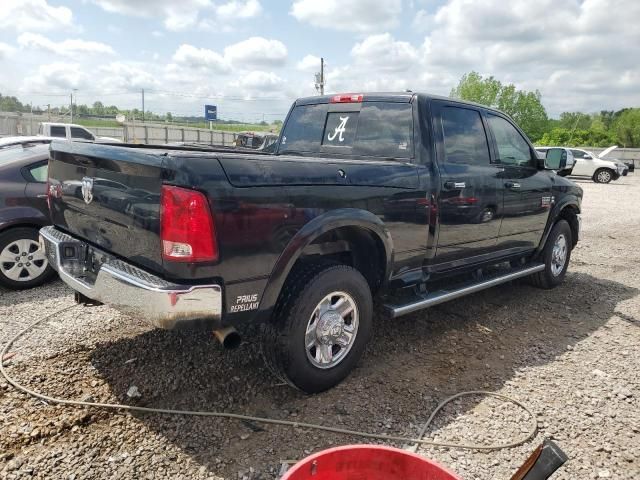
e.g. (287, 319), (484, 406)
(42, 92), (582, 393)
(38, 122), (122, 143)
(235, 131), (279, 151)
(583, 146), (629, 176)
(0, 136), (55, 150)
(535, 146), (623, 183)
(571, 145), (629, 177)
(0, 142), (54, 289)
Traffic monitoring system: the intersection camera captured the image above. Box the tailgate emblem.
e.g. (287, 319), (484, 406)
(81, 177), (94, 205)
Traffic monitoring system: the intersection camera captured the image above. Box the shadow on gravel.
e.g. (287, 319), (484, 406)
(89, 271), (637, 478)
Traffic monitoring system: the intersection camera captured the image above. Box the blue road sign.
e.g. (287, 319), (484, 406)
(205, 105), (217, 121)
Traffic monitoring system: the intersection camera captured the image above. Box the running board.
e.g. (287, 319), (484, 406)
(384, 264), (545, 318)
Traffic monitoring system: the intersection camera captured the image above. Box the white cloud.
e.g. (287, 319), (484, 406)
(296, 54), (321, 72)
(172, 44), (230, 73)
(23, 62), (90, 92)
(215, 0), (262, 20)
(91, 0), (210, 30)
(224, 37), (287, 67)
(0, 43), (15, 59)
(229, 70), (285, 93)
(290, 0), (401, 32)
(0, 0), (73, 32)
(91, 0), (262, 31)
(96, 62), (160, 91)
(18, 33), (115, 57)
(351, 34), (418, 72)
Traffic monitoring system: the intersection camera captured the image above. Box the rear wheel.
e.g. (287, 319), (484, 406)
(593, 168), (613, 183)
(261, 262), (373, 393)
(530, 220), (572, 289)
(0, 227), (55, 289)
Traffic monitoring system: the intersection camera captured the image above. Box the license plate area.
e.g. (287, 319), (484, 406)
(55, 240), (109, 283)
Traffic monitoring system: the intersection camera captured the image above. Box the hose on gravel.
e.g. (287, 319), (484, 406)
(1, 304), (538, 452)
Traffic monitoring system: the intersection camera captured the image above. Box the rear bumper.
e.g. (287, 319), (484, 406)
(39, 226), (222, 329)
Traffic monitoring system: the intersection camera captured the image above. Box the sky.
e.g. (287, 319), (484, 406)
(0, 0), (638, 122)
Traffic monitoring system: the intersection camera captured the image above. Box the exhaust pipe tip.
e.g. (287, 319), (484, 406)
(213, 327), (242, 350)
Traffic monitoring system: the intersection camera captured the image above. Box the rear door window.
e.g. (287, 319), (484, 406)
(441, 106), (491, 166)
(50, 126), (66, 138)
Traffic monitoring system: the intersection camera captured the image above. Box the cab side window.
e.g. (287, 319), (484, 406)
(571, 149), (586, 159)
(487, 115), (534, 167)
(50, 126), (66, 138)
(441, 106), (491, 166)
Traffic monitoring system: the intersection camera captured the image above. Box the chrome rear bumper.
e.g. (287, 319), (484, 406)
(39, 226), (222, 329)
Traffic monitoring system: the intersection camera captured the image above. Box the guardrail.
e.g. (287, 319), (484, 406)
(0, 112), (242, 146)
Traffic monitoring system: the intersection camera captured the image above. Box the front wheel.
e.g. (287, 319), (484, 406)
(593, 168), (613, 183)
(530, 220), (572, 289)
(261, 263), (373, 393)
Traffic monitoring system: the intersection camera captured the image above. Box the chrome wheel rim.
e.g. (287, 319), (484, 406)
(0, 239), (48, 282)
(305, 291), (359, 369)
(551, 234), (567, 277)
(597, 171), (610, 182)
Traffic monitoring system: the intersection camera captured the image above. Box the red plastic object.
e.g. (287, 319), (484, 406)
(282, 445), (461, 480)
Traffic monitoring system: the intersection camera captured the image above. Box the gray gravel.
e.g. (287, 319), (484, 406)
(1, 175), (639, 479)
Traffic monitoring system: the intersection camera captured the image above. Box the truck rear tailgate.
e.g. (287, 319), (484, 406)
(48, 141), (165, 273)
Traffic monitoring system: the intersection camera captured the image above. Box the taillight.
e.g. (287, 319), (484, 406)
(330, 93), (363, 103)
(160, 185), (218, 262)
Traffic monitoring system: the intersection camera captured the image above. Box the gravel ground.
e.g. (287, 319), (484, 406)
(1, 175), (639, 479)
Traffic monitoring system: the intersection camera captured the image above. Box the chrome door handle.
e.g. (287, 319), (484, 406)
(505, 181), (521, 189)
(444, 181), (466, 190)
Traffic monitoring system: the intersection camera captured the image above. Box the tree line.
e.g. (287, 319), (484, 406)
(451, 72), (640, 147)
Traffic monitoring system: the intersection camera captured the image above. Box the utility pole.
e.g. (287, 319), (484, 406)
(314, 57), (325, 95)
(70, 93), (73, 123)
(141, 88), (145, 122)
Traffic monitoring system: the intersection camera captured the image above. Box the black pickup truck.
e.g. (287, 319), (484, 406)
(40, 92), (582, 393)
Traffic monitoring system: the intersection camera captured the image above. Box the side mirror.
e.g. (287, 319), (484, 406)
(583, 154), (592, 159)
(544, 148), (568, 171)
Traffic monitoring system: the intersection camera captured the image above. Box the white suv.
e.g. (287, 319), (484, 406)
(535, 146), (623, 183)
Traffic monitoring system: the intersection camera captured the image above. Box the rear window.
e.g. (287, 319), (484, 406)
(280, 102), (413, 159)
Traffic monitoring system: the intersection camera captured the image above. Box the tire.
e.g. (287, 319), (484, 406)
(0, 227), (55, 289)
(530, 220), (572, 289)
(593, 168), (613, 183)
(261, 262), (373, 393)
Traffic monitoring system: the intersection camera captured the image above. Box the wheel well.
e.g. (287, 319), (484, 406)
(0, 223), (43, 237)
(559, 205), (579, 248)
(297, 226), (387, 294)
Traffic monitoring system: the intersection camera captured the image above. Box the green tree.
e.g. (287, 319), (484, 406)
(614, 108), (640, 147)
(92, 101), (105, 116)
(450, 72), (548, 142)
